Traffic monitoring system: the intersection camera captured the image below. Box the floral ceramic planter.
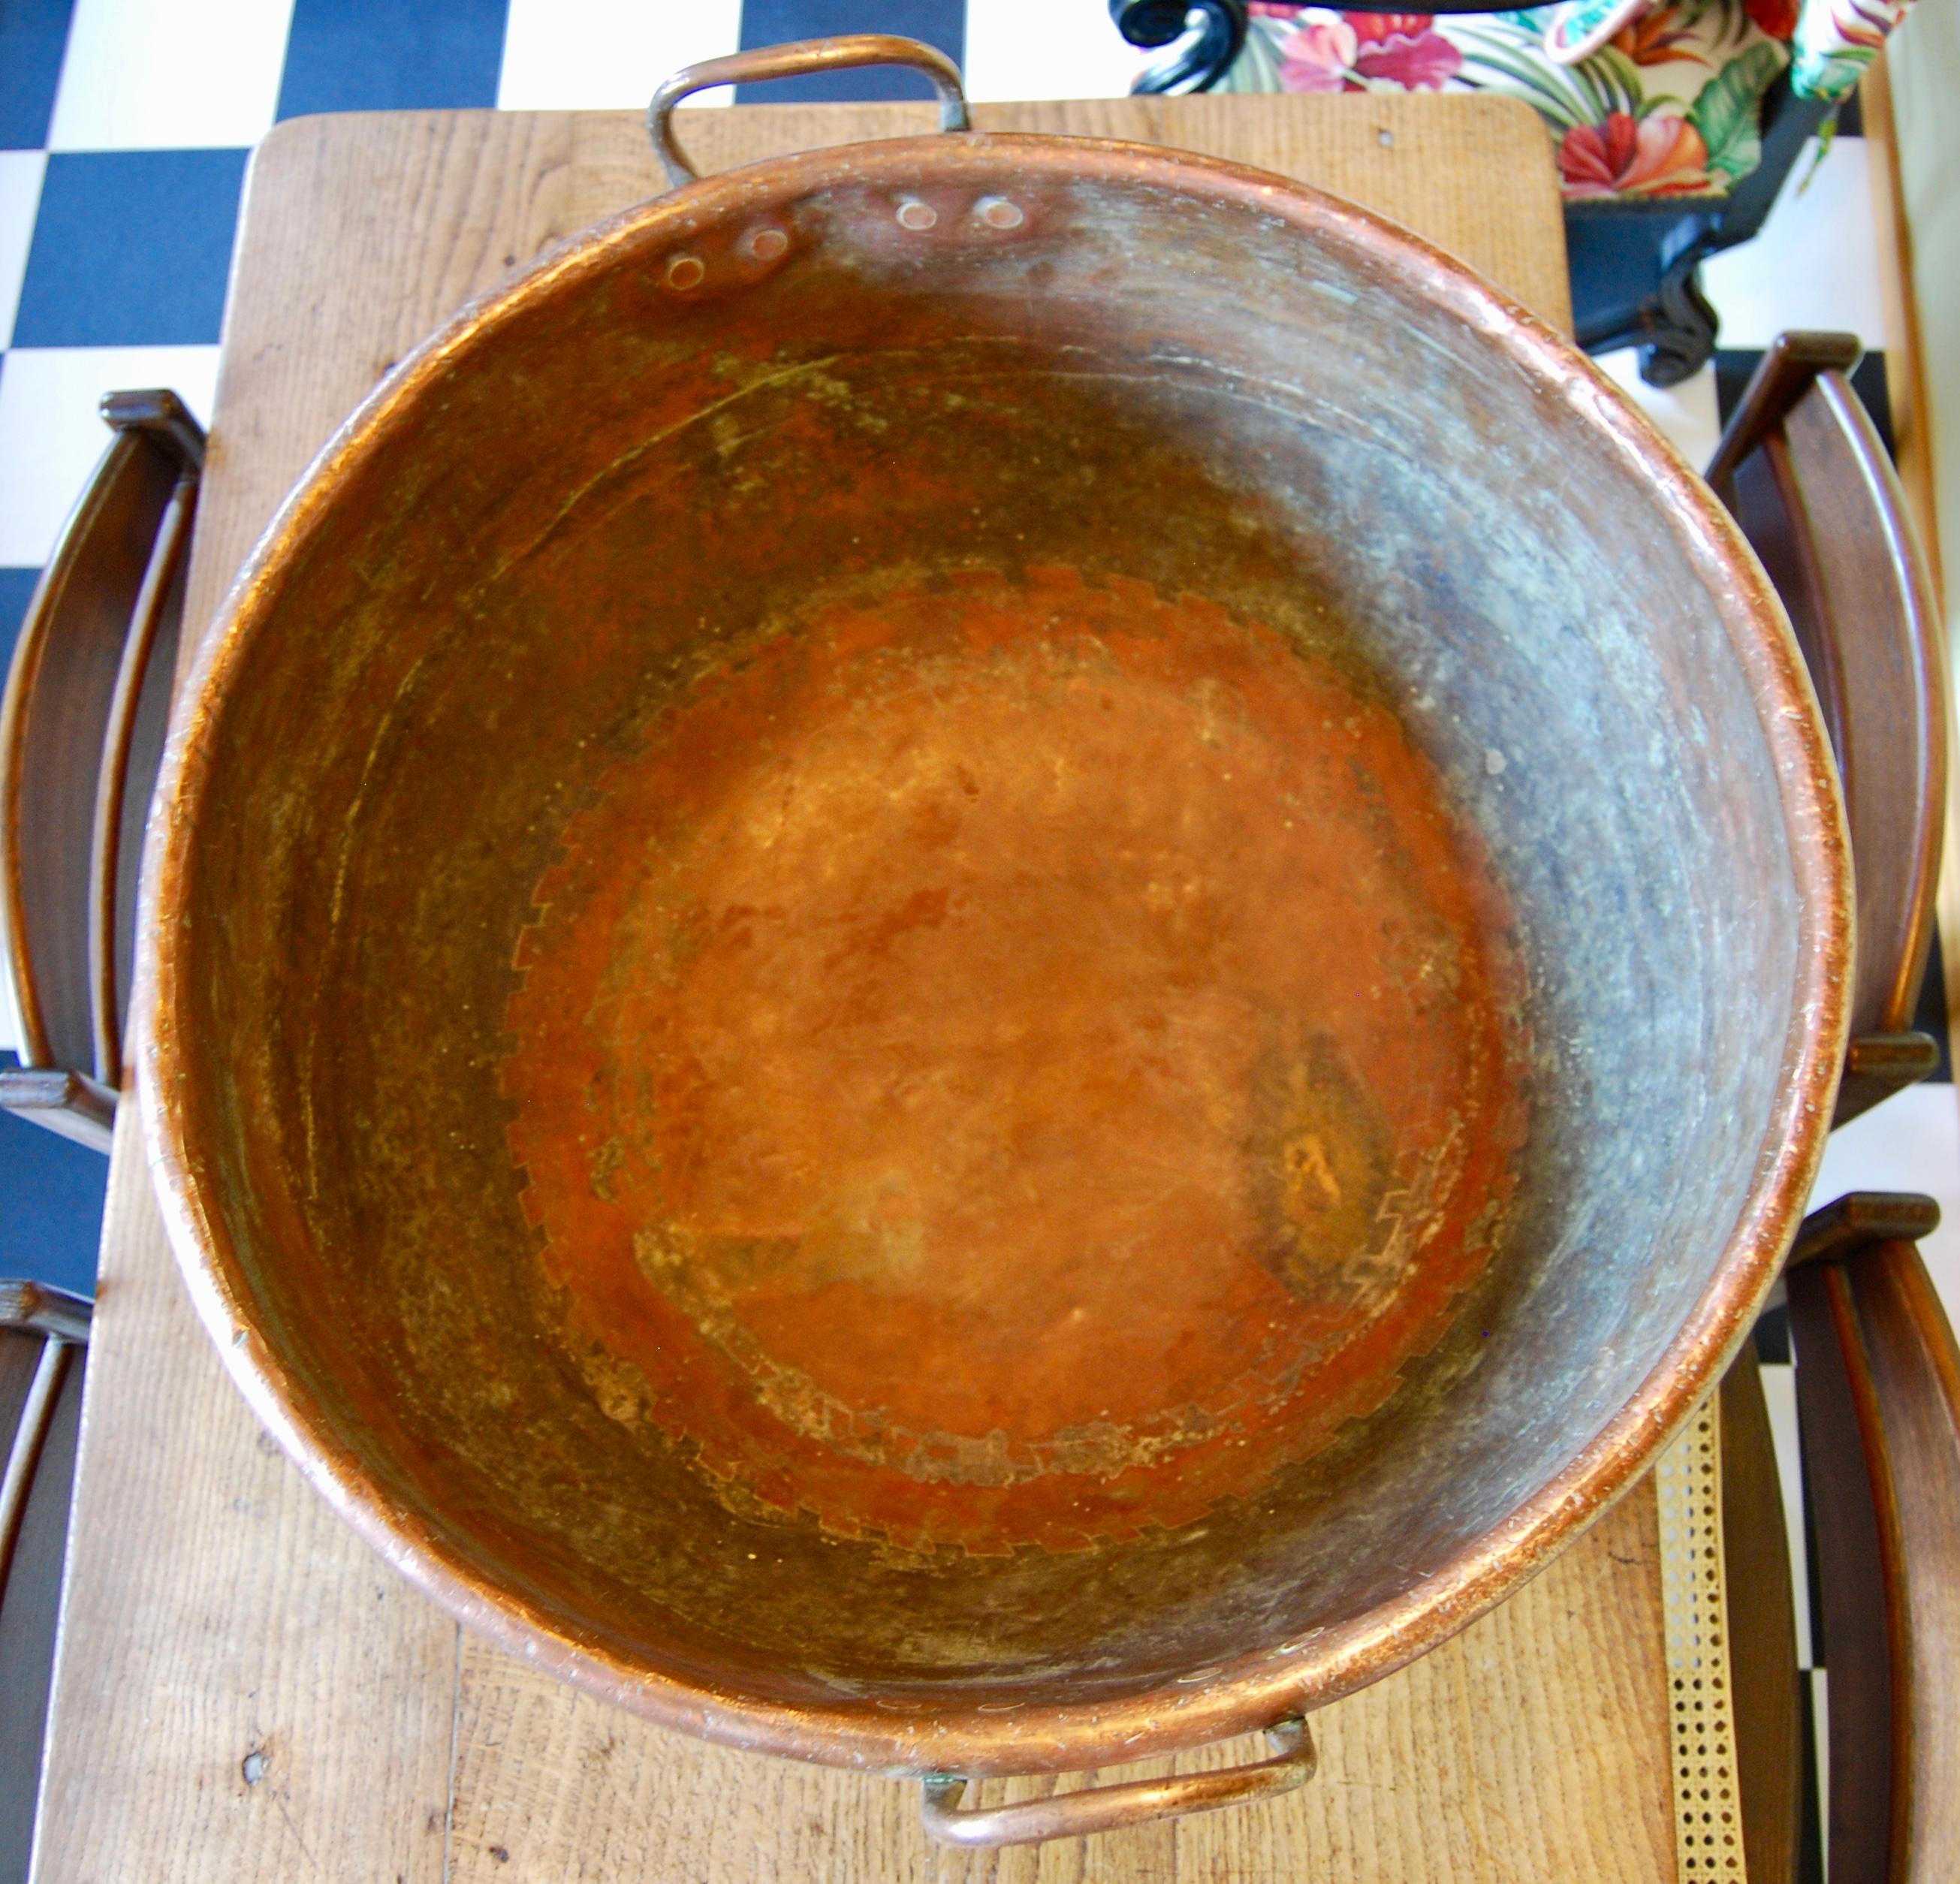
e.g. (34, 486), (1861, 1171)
(1220, 0), (1874, 201)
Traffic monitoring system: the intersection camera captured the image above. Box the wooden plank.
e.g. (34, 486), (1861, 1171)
(32, 98), (1655, 1884)
(30, 1105), (460, 1884)
(439, 1499), (1671, 1884)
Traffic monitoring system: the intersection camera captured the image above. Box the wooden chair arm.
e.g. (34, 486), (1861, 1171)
(0, 390), (202, 1150)
(1787, 1195), (1960, 1884)
(1708, 333), (1949, 1123)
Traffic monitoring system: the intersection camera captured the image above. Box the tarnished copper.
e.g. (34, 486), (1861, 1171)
(648, 36), (970, 188)
(137, 91), (1852, 1814)
(500, 565), (1528, 1562)
(921, 1717), (1316, 1846)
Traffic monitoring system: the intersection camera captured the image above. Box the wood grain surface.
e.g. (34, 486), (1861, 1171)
(30, 99), (1666, 1884)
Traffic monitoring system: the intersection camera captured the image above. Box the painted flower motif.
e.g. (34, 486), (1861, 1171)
(1279, 11), (1464, 92)
(1349, 13), (1467, 85)
(1611, 4), (1713, 62)
(1559, 111), (1713, 194)
(1829, 0), (1900, 49)
(1793, 0), (1906, 95)
(1742, 0), (1802, 36)
(1280, 15), (1361, 90)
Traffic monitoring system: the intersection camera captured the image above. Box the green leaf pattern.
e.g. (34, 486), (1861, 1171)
(1792, 44), (1872, 96)
(1687, 39), (1785, 181)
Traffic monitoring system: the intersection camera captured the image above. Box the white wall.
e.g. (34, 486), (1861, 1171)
(1889, 0), (1960, 644)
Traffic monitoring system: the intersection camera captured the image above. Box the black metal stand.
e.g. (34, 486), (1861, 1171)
(1111, 0), (1247, 94)
(1569, 78), (1834, 385)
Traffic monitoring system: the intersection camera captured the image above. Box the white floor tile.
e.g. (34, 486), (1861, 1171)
(0, 345), (220, 566)
(0, 152), (47, 349)
(1702, 136), (1898, 354)
(1596, 348), (1723, 472)
(964, 0), (1143, 101)
(48, 0), (293, 152)
(497, 0), (743, 111)
(1809, 1079), (1960, 1333)
(0, 958), (20, 1057)
(1757, 1361), (1814, 1667)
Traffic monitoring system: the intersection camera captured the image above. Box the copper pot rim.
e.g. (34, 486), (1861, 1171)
(138, 132), (1853, 1777)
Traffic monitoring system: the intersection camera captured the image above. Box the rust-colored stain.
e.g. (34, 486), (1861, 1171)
(501, 565), (1528, 1553)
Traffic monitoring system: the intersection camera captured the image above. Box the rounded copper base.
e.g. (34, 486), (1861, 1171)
(502, 565), (1526, 1556)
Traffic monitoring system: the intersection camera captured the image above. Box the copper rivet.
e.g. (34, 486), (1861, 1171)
(746, 227), (789, 261)
(665, 254), (707, 290)
(896, 197), (938, 231)
(975, 196), (1024, 230)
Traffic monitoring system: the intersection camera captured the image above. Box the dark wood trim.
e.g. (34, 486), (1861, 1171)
(1708, 334), (1949, 1123)
(1721, 1337), (1803, 1884)
(1787, 1195), (1960, 1883)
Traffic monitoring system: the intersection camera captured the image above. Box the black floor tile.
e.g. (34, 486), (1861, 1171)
(11, 149), (247, 348)
(0, 0), (74, 151)
(277, 0), (510, 119)
(737, 0), (968, 101)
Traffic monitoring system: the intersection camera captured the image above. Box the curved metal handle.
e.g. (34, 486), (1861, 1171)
(0, 388), (202, 1150)
(647, 34), (971, 189)
(919, 1716), (1315, 1849)
(1705, 332), (1948, 1125)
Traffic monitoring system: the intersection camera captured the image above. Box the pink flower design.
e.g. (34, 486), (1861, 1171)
(1278, 11), (1463, 93)
(1349, 14), (1465, 87)
(1280, 16), (1360, 91)
(1559, 112), (1712, 196)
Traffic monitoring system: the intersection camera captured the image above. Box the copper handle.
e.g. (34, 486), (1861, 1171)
(1705, 332), (1949, 1124)
(0, 388), (202, 1150)
(918, 1717), (1316, 1848)
(646, 33), (971, 188)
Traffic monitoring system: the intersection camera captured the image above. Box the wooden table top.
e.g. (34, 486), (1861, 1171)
(29, 96), (1688, 1884)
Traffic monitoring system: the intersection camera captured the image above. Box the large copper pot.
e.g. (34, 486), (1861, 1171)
(140, 38), (1850, 1847)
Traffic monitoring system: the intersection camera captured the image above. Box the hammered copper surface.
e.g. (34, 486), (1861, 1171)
(141, 136), (1850, 1776)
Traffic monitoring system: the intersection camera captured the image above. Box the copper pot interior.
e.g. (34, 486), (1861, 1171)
(168, 149), (1803, 1742)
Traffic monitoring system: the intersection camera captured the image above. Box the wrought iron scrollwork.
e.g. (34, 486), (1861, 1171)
(1111, 0), (1249, 94)
(1640, 245), (1720, 388)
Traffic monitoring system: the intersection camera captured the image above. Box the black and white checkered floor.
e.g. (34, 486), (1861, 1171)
(1, 5), (1949, 1876)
